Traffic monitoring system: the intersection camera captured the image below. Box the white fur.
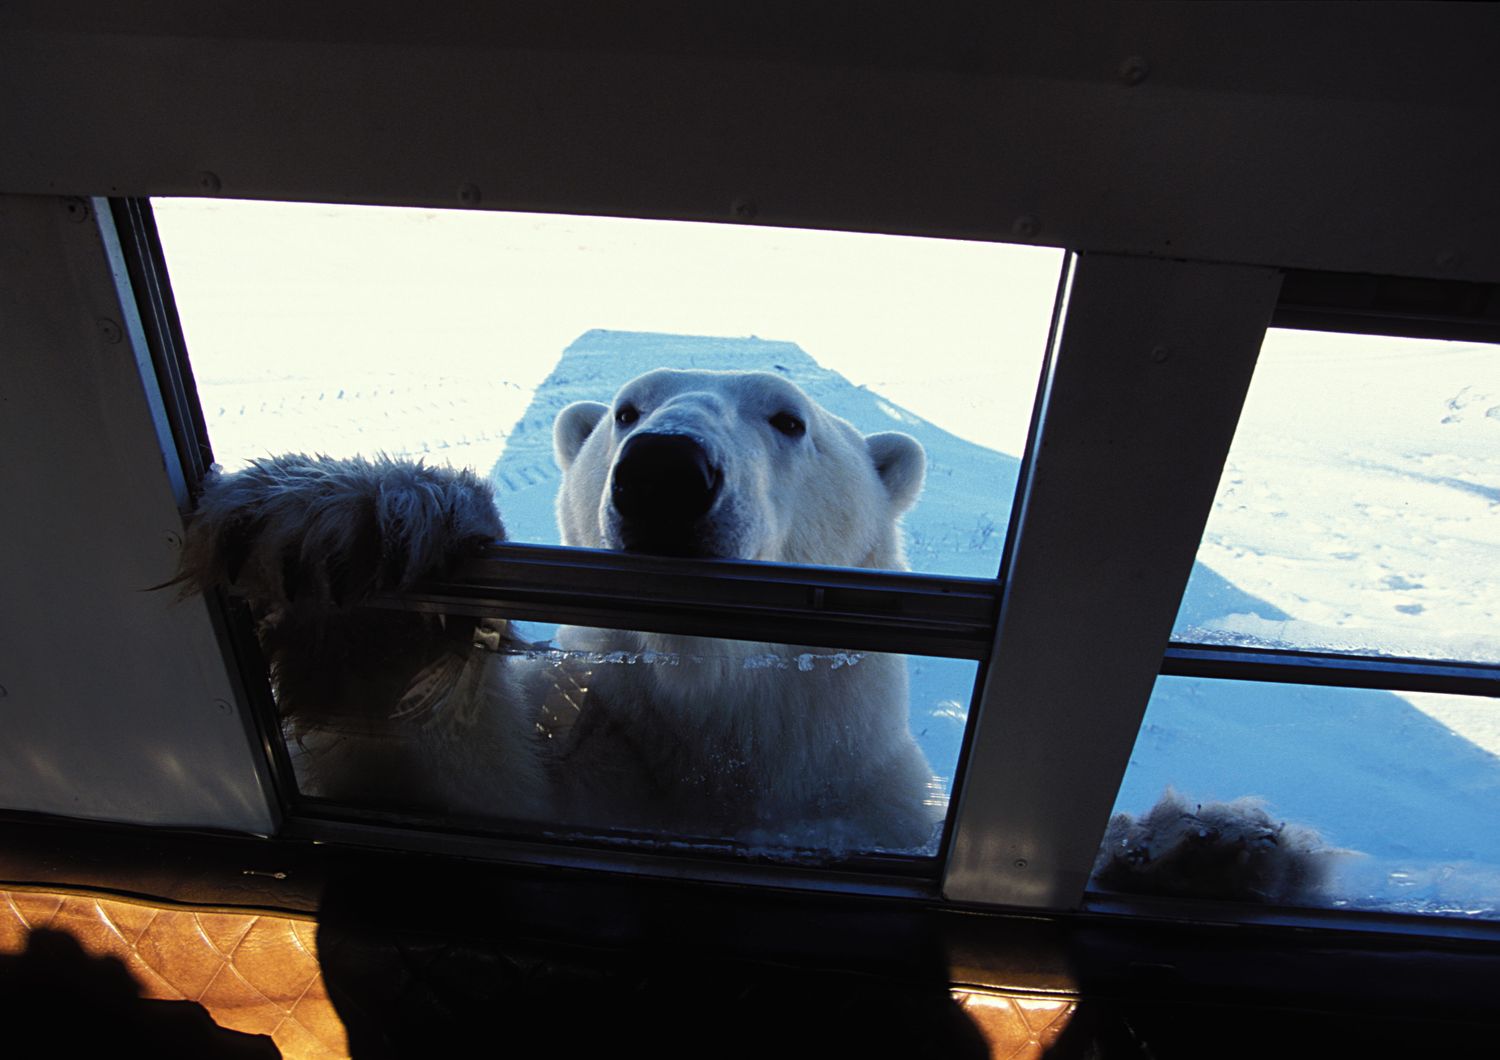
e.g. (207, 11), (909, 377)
(183, 380), (1332, 883)
(541, 370), (937, 850)
(1093, 788), (1339, 903)
(182, 374), (937, 851)
(555, 369), (924, 568)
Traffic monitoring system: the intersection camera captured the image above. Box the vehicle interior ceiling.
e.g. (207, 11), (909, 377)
(3, 4), (1500, 1057)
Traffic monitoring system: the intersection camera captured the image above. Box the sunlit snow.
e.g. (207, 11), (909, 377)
(1177, 329), (1500, 664)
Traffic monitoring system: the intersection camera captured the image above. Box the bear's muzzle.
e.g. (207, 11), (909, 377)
(610, 432), (723, 556)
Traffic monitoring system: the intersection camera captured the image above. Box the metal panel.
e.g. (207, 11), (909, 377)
(1274, 271), (1500, 345)
(0, 5), (1497, 282)
(1162, 645), (1500, 700)
(0, 193), (278, 832)
(367, 543), (1000, 660)
(942, 253), (1280, 908)
(108, 197), (216, 490)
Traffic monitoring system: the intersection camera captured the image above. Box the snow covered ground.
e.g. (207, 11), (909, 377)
(155, 199), (1500, 916)
(1176, 329), (1500, 665)
(1140, 329), (1500, 918)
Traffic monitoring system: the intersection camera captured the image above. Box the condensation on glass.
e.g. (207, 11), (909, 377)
(281, 613), (978, 859)
(1098, 674), (1500, 920)
(151, 198), (1062, 579)
(1173, 329), (1500, 664)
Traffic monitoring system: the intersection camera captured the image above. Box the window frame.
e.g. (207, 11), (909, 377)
(116, 192), (1500, 937)
(1100, 309), (1500, 926)
(1164, 291), (1500, 682)
(124, 194), (1050, 890)
(940, 252), (1284, 908)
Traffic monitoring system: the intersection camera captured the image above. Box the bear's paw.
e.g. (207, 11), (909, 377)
(175, 453), (503, 615)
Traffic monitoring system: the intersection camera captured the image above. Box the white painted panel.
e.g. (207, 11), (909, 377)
(0, 194), (278, 832)
(0, 5), (1496, 282)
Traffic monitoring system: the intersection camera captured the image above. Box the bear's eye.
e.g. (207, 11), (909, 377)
(615, 404), (640, 427)
(769, 412), (805, 438)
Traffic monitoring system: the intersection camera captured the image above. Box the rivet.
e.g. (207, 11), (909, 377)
(459, 183), (482, 206)
(0, 684), (8, 698)
(165, 530), (184, 551)
(97, 318), (123, 345)
(197, 171), (222, 193)
(1119, 56), (1150, 86)
(731, 197), (759, 220)
(214, 699), (233, 715)
(1150, 345), (1170, 364)
(62, 197), (91, 223)
(1013, 858), (1029, 870)
(1011, 214), (1041, 240)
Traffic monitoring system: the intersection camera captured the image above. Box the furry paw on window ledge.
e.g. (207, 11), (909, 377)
(1092, 789), (1347, 904)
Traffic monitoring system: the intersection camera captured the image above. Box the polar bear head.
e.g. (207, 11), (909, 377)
(552, 369), (924, 570)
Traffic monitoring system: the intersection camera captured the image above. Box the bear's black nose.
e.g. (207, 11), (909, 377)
(611, 433), (721, 540)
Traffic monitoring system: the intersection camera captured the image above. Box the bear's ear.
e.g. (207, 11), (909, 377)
(866, 432), (925, 513)
(553, 401), (609, 470)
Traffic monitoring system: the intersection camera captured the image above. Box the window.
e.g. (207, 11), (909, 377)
(126, 195), (1500, 927)
(150, 197), (1064, 865)
(1174, 329), (1500, 663)
(154, 199), (1061, 578)
(1098, 326), (1500, 920)
(1107, 676), (1500, 917)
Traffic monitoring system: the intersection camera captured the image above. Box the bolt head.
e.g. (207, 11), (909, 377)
(1119, 56), (1150, 86)
(1011, 214), (1041, 240)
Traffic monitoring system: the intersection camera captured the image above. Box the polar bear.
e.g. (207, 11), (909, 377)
(540, 369), (938, 847)
(178, 369), (941, 852)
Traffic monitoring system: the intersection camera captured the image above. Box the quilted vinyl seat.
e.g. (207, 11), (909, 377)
(1, 888), (344, 1058)
(0, 886), (1074, 1059)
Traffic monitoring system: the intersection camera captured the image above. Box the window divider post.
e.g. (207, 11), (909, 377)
(942, 252), (1282, 909)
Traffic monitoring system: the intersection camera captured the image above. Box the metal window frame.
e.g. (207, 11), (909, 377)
(124, 193), (1038, 888)
(1164, 644), (1500, 699)
(941, 253), (1283, 908)
(369, 543), (1000, 660)
(1272, 269), (1500, 345)
(120, 192), (1500, 925)
(1165, 297), (1500, 692)
(0, 193), (282, 833)
(108, 197), (303, 815)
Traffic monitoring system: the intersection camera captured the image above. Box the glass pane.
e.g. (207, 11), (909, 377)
(154, 198), (1061, 578)
(1098, 675), (1500, 919)
(1173, 329), (1500, 663)
(279, 612), (977, 859)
